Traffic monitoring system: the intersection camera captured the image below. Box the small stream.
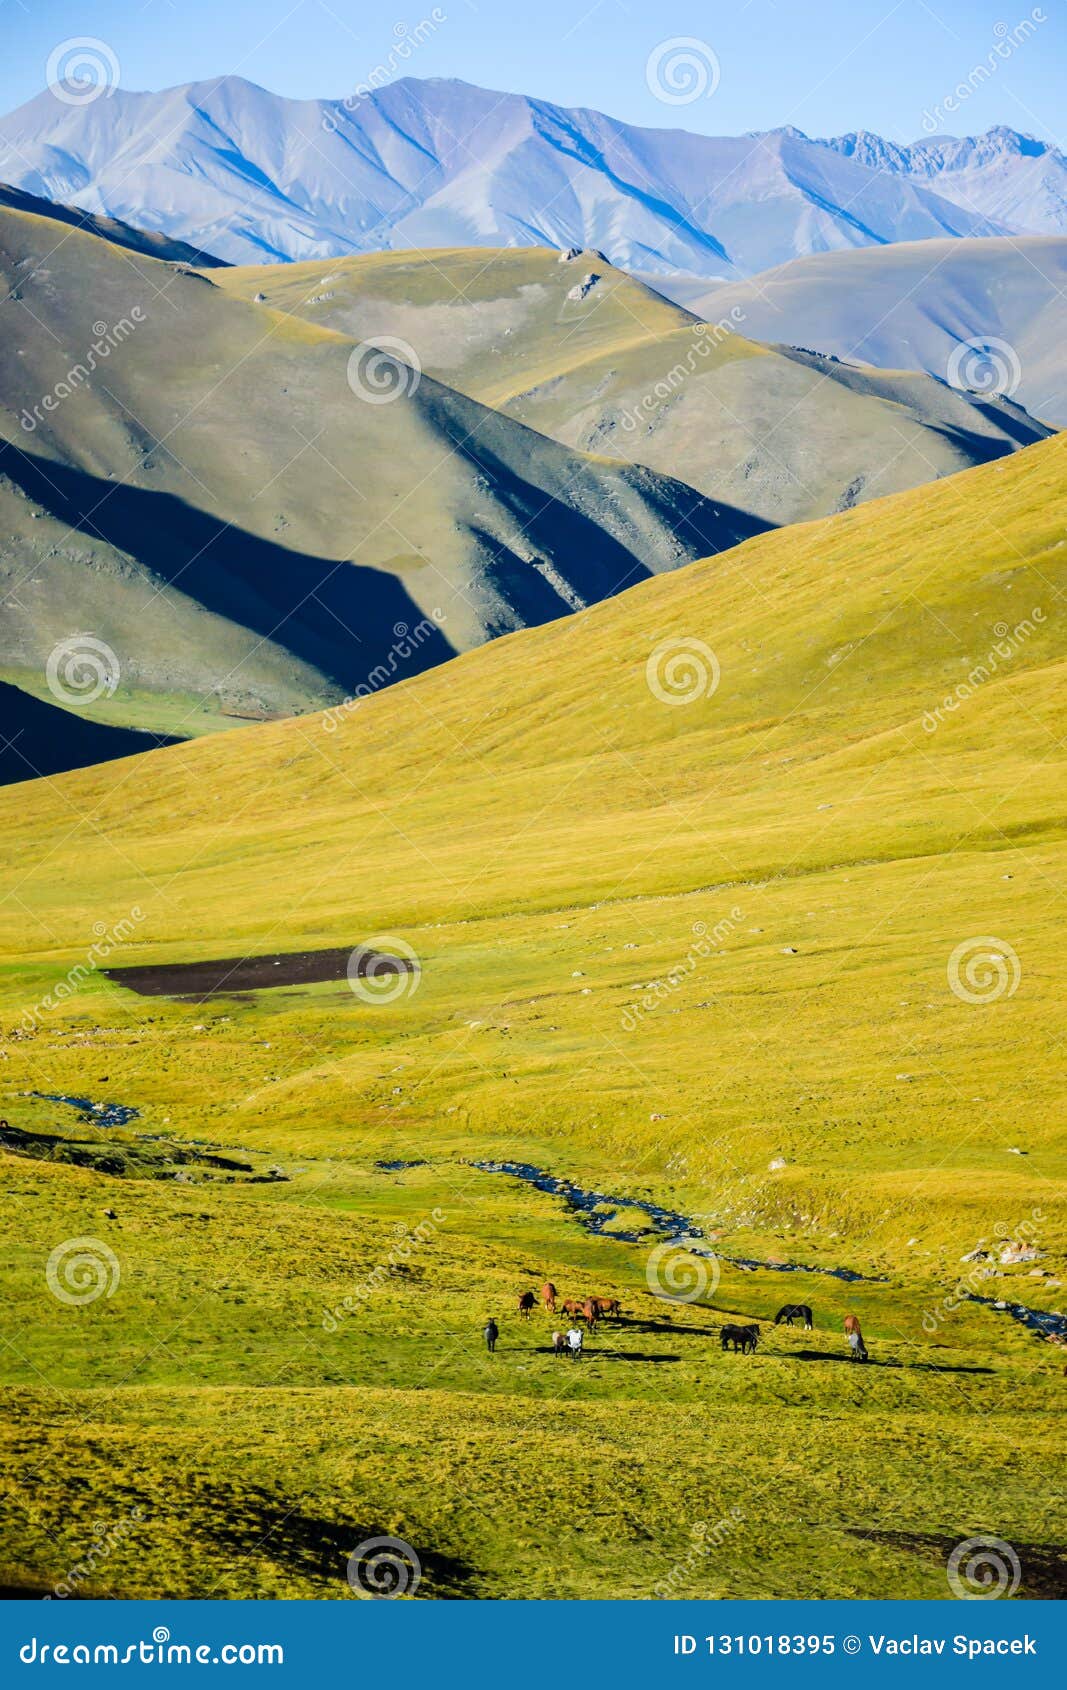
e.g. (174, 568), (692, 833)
(29, 1091), (140, 1129)
(470, 1158), (886, 1283)
(967, 1293), (1067, 1343)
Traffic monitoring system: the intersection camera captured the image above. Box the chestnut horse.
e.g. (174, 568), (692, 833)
(844, 1313), (867, 1361)
(582, 1297), (600, 1334)
(541, 1281), (558, 1313)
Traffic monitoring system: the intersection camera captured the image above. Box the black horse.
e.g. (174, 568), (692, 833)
(774, 1304), (813, 1329)
(720, 1323), (759, 1354)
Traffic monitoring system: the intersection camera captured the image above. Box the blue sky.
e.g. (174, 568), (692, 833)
(4, 0), (1064, 143)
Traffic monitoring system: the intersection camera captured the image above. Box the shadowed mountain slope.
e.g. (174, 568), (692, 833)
(0, 205), (753, 739)
(215, 245), (1052, 528)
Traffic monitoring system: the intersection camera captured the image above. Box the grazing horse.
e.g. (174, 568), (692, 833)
(720, 1323), (759, 1354)
(593, 1297), (622, 1319)
(775, 1303), (813, 1329)
(844, 1313), (868, 1361)
(561, 1299), (583, 1320)
(541, 1281), (558, 1314)
(582, 1297), (600, 1334)
(517, 1290), (536, 1320)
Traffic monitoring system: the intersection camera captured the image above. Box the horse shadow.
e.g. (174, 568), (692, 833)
(593, 1350), (681, 1364)
(622, 1317), (721, 1338)
(845, 1529), (1067, 1599)
(787, 1350), (993, 1374)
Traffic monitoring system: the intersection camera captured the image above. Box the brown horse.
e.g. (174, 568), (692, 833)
(518, 1290), (536, 1320)
(582, 1297), (600, 1334)
(551, 1331), (566, 1357)
(593, 1297), (622, 1319)
(541, 1281), (558, 1313)
(560, 1299), (583, 1320)
(844, 1313), (863, 1338)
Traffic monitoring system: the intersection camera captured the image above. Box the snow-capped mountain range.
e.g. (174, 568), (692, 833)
(1, 75), (1064, 276)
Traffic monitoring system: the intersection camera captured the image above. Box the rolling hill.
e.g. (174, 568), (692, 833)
(0, 181), (227, 266)
(0, 433), (1063, 1596)
(0, 76), (1022, 276)
(0, 202), (752, 737)
(662, 236), (1067, 427)
(214, 245), (1052, 528)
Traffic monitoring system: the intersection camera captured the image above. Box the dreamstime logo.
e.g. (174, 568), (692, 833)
(947, 938), (1020, 1005)
(322, 612), (447, 733)
(920, 11), (1046, 134)
(622, 910), (743, 1032)
(921, 609), (1044, 734)
(646, 37), (721, 105)
(646, 637), (720, 706)
(48, 1507), (143, 1600)
(347, 938), (422, 1004)
(619, 314), (746, 433)
(323, 11), (448, 128)
(46, 1238), (120, 1307)
(346, 338), (422, 404)
(322, 1210), (447, 1330)
(653, 1511), (745, 1598)
(46, 38), (120, 105)
(646, 1239), (719, 1303)
(19, 309), (147, 434)
(947, 1536), (1021, 1600)
(19, 906), (146, 1034)
(46, 635), (120, 706)
(921, 1207), (1044, 1334)
(947, 336), (1022, 399)
(346, 1536), (422, 1598)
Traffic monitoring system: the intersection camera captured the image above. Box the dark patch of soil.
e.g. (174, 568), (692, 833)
(105, 945), (415, 999)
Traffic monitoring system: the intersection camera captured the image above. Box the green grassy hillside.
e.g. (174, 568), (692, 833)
(0, 437), (1064, 1598)
(214, 245), (1052, 527)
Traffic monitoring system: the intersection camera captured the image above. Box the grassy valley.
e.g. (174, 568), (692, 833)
(0, 435), (1064, 1597)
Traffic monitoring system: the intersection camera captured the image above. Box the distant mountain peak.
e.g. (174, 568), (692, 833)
(0, 76), (1060, 276)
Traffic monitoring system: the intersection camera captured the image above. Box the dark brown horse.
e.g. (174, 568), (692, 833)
(517, 1290), (536, 1320)
(720, 1323), (759, 1354)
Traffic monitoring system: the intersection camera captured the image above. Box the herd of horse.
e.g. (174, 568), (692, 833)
(513, 1287), (869, 1361)
(517, 1283), (620, 1333)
